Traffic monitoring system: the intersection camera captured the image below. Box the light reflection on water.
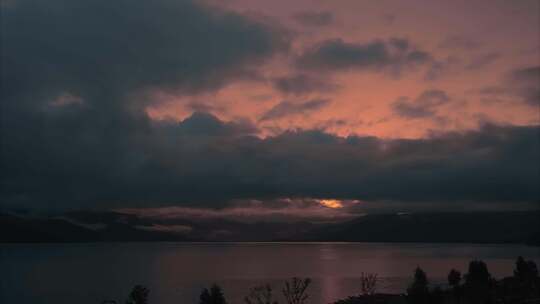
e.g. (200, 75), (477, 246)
(1, 242), (539, 304)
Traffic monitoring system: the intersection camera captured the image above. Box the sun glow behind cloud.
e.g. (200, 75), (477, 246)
(319, 199), (344, 209)
(117, 198), (365, 224)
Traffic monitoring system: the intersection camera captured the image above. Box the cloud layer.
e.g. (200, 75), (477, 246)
(260, 99), (331, 121)
(2, 109), (538, 210)
(1, 0), (539, 214)
(2, 0), (289, 109)
(392, 90), (450, 119)
(295, 38), (432, 74)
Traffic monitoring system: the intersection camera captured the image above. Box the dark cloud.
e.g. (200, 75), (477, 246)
(475, 65), (540, 106)
(1, 0), (538, 213)
(259, 99), (331, 121)
(1, 0), (289, 110)
(392, 89), (451, 119)
(295, 38), (432, 74)
(509, 66), (540, 106)
(169, 112), (258, 137)
(1, 109), (538, 211)
(272, 74), (338, 95)
(0, 0), (288, 211)
(511, 66), (540, 81)
(465, 52), (501, 70)
(292, 11), (334, 27)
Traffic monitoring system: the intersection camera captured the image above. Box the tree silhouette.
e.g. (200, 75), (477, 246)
(512, 256), (539, 298)
(282, 277), (311, 304)
(514, 256), (538, 282)
(448, 269), (461, 288)
(464, 260), (493, 303)
(199, 284), (228, 304)
(447, 269), (462, 302)
(125, 285), (149, 304)
(244, 284), (277, 304)
(200, 288), (212, 304)
(406, 267), (429, 304)
(465, 260), (491, 285)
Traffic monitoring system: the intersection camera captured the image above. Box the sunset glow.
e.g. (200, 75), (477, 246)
(2, 1), (540, 303)
(319, 199), (344, 209)
(1, 0), (538, 232)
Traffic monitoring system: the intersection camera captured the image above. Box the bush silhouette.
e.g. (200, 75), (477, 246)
(282, 277), (311, 304)
(359, 272), (378, 296)
(125, 285), (149, 304)
(406, 267), (429, 304)
(244, 284), (277, 304)
(447, 269), (462, 301)
(430, 286), (443, 304)
(199, 284), (228, 304)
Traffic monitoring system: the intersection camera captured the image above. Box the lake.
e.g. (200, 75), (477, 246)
(1, 242), (539, 304)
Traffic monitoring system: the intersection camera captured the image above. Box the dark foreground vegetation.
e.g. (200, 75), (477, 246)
(103, 256), (539, 304)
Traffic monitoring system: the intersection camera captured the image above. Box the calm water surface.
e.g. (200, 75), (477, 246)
(1, 242), (539, 304)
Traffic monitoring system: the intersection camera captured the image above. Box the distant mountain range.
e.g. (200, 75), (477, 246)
(298, 212), (540, 244)
(2, 211), (539, 245)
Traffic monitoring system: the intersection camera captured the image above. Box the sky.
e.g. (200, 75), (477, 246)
(1, 0), (539, 221)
